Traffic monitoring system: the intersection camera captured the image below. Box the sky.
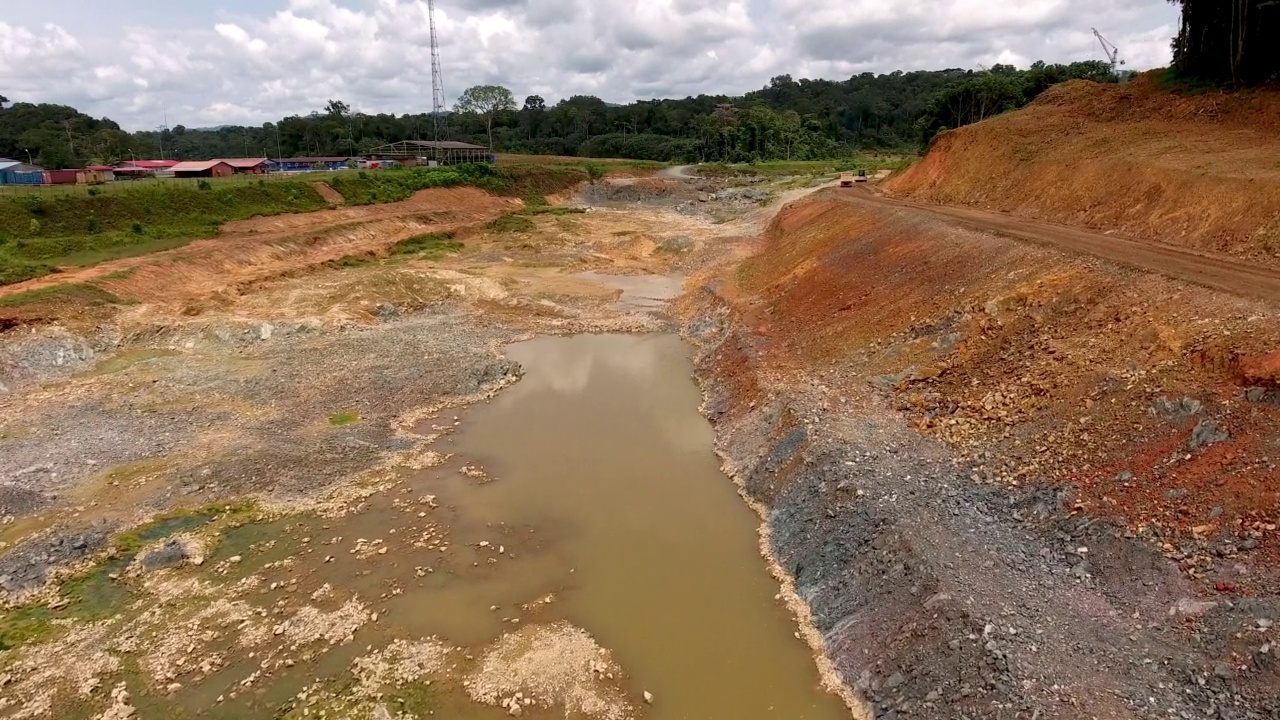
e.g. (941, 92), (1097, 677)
(0, 0), (1181, 131)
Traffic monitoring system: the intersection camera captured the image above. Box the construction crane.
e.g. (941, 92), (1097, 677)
(427, 0), (447, 143)
(1092, 28), (1125, 75)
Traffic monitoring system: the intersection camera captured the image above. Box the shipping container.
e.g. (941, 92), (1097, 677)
(45, 170), (79, 185)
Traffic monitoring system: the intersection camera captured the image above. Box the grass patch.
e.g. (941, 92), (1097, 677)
(112, 500), (258, 557)
(0, 282), (129, 309)
(99, 267), (137, 281)
(323, 254), (377, 270)
(59, 558), (132, 621)
(0, 164), (591, 288)
(0, 180), (327, 286)
(389, 231), (462, 259)
(387, 681), (440, 716)
(526, 206), (587, 216)
(0, 500), (262, 652)
(484, 204), (585, 235)
(0, 606), (56, 651)
(486, 214), (536, 233)
(328, 411), (360, 426)
(1150, 67), (1226, 95)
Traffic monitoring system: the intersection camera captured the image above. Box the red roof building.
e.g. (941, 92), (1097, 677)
(121, 160), (179, 170)
(171, 161), (235, 178)
(216, 158), (270, 174)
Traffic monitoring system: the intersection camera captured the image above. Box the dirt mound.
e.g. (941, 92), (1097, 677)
(887, 75), (1280, 267)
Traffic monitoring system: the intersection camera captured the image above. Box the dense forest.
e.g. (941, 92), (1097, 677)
(2, 60), (1116, 168)
(1169, 0), (1279, 86)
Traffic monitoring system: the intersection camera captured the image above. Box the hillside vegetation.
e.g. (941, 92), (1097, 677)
(887, 74), (1280, 266)
(0, 164), (588, 286)
(3, 62), (1115, 168)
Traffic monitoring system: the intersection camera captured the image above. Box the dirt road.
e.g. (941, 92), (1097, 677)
(841, 186), (1280, 304)
(656, 164), (700, 179)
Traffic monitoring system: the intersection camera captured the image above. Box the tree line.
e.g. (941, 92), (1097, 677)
(2, 60), (1116, 169)
(1169, 0), (1279, 86)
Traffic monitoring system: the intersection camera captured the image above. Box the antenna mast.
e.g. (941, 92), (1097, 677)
(428, 0), (447, 144)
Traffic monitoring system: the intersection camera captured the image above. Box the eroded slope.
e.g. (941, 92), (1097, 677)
(680, 190), (1280, 719)
(887, 76), (1280, 266)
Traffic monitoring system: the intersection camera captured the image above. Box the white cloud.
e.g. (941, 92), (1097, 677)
(1, 0), (1181, 130)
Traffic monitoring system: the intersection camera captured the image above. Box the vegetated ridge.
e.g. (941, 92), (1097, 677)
(1, 61), (1115, 167)
(0, 164), (588, 286)
(887, 73), (1280, 267)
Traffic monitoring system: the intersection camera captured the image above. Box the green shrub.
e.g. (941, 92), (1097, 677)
(86, 216), (100, 234)
(28, 219), (41, 236)
(328, 411), (360, 426)
(389, 232), (462, 258)
(131, 222), (144, 235)
(197, 179), (212, 191)
(486, 214), (535, 233)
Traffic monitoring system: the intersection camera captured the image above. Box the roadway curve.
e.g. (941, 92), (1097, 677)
(839, 186), (1280, 305)
(656, 164), (700, 179)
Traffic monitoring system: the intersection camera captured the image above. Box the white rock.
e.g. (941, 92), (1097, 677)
(643, 691), (654, 704)
(1169, 598), (1218, 617)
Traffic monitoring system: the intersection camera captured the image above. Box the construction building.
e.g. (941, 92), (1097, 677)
(0, 159), (44, 185)
(365, 140), (492, 166)
(171, 161), (235, 178)
(269, 156), (357, 172)
(220, 158), (270, 174)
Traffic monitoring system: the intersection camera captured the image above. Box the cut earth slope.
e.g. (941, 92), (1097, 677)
(887, 75), (1280, 267)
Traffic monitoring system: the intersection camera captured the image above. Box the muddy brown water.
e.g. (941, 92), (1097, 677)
(574, 273), (685, 312)
(123, 333), (848, 719)
(438, 333), (849, 719)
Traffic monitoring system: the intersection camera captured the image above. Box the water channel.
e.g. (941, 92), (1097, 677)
(440, 333), (849, 719)
(144, 333), (848, 719)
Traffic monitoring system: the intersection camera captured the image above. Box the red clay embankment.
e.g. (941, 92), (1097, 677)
(887, 75), (1280, 267)
(680, 188), (1280, 718)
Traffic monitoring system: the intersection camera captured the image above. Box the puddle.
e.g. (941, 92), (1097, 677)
(442, 334), (849, 719)
(576, 273), (684, 312)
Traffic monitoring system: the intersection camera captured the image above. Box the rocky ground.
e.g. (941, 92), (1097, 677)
(5, 163), (1273, 720)
(674, 190), (1280, 720)
(0, 173), (790, 719)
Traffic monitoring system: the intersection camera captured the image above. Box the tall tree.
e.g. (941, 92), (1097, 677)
(1169, 0), (1280, 86)
(455, 85), (516, 149)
